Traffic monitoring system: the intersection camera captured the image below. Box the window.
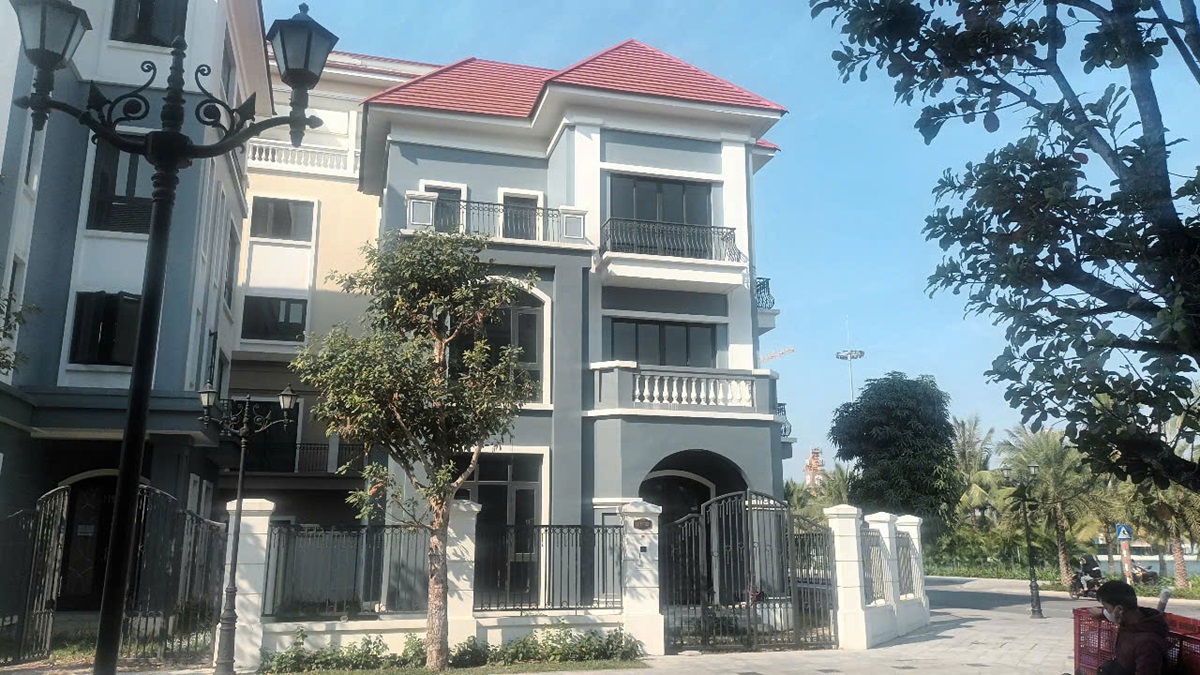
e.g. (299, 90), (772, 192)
(87, 141), (154, 234)
(111, 0), (189, 48)
(69, 291), (140, 366)
(220, 32), (237, 101)
(456, 294), (544, 400)
(430, 187), (463, 233)
(501, 195), (539, 240)
(610, 175), (711, 226)
(609, 319), (716, 368)
(241, 296), (307, 342)
(223, 227), (238, 308)
(250, 198), (314, 241)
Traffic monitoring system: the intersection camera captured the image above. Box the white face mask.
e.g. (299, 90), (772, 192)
(1103, 608), (1119, 623)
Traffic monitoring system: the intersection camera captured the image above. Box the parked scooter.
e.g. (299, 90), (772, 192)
(1131, 562), (1160, 585)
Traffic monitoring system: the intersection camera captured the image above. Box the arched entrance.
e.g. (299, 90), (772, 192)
(57, 475), (116, 611)
(637, 450), (748, 526)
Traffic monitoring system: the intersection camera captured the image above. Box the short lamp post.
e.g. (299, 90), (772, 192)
(8, 2), (336, 673)
(1002, 462), (1045, 619)
(199, 384), (298, 675)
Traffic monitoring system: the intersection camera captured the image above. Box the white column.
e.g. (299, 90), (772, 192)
(222, 498), (276, 672)
(720, 140), (754, 370)
(824, 504), (868, 650)
(446, 500), (480, 645)
(895, 515), (930, 633)
(864, 512), (900, 606)
(620, 500), (665, 656)
(327, 434), (340, 473)
(572, 123), (604, 364)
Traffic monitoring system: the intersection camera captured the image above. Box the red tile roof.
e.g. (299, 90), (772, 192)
(755, 138), (780, 151)
(364, 40), (785, 117)
(552, 40), (785, 112)
(366, 58), (556, 117)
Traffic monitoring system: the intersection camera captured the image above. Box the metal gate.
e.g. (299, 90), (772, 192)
(661, 491), (836, 652)
(0, 487), (70, 665)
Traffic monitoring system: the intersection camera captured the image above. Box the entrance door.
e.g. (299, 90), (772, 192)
(459, 454), (541, 609)
(57, 477), (115, 611)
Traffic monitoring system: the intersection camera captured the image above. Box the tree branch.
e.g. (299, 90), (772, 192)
(1058, 0), (1115, 21)
(1181, 0), (1200, 63)
(1152, 0), (1200, 86)
(1046, 262), (1165, 321)
(1110, 336), (1185, 355)
(1023, 54), (1128, 178)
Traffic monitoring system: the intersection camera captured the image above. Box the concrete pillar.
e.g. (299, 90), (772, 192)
(620, 500), (665, 656)
(895, 515), (930, 632)
(446, 500), (480, 645)
(223, 498), (275, 672)
(824, 504), (868, 650)
(864, 512), (900, 606)
(327, 434), (340, 473)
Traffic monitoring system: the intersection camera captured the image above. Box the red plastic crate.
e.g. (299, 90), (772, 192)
(1073, 607), (1200, 674)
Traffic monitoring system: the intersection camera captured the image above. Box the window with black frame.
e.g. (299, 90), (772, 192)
(110, 0), (189, 48)
(70, 291), (140, 366)
(241, 296), (307, 342)
(609, 318), (717, 368)
(609, 175), (713, 257)
(501, 195), (539, 240)
(223, 228), (239, 308)
(452, 292), (543, 401)
(250, 197), (314, 242)
(87, 140), (154, 234)
(428, 186), (463, 233)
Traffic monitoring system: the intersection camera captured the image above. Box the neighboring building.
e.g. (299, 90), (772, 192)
(0, 0), (271, 612)
(223, 39), (794, 535)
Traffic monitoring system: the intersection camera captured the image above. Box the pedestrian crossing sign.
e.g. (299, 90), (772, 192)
(1116, 523), (1133, 542)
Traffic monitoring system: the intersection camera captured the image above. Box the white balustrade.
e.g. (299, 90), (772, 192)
(631, 371), (755, 407)
(247, 139), (357, 177)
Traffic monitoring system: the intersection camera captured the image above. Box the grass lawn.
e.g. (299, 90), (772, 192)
(279, 661), (646, 675)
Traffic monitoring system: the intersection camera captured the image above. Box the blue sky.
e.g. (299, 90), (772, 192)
(267, 0), (1053, 477)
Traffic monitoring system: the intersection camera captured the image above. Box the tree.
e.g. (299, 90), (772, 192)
(292, 231), (533, 670)
(812, 0), (1200, 493)
(785, 462), (854, 522)
(828, 372), (962, 531)
(953, 415), (1002, 526)
(998, 428), (1096, 585)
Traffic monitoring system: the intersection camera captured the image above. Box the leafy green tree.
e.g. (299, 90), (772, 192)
(999, 428), (1096, 585)
(812, 0), (1200, 492)
(829, 372), (961, 532)
(292, 231), (533, 670)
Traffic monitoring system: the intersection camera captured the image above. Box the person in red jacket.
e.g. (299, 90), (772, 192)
(1087, 581), (1169, 675)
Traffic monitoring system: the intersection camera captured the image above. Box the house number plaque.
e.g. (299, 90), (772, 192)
(633, 518), (652, 531)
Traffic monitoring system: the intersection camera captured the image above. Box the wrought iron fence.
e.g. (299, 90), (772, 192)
(121, 486), (227, 661)
(897, 532), (917, 597)
(755, 277), (775, 309)
(0, 510), (36, 665)
(295, 443), (330, 473)
(264, 524), (428, 618)
(432, 199), (566, 241)
(861, 527), (888, 604)
(474, 525), (623, 611)
(775, 403), (792, 437)
(600, 218), (745, 262)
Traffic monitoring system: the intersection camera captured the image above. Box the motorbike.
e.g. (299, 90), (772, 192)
(1069, 569), (1102, 600)
(1131, 563), (1160, 585)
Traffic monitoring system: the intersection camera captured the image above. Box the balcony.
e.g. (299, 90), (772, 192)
(216, 433), (369, 475)
(597, 218), (748, 293)
(405, 193), (588, 245)
(756, 276), (779, 334)
(591, 362), (775, 415)
(247, 139), (360, 179)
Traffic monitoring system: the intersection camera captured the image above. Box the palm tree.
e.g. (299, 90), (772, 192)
(953, 416), (1000, 527)
(785, 464), (853, 523)
(999, 427), (1096, 586)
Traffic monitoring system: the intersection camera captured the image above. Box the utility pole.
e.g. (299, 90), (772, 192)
(835, 318), (864, 400)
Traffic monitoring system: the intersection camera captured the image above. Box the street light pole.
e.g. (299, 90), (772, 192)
(1003, 464), (1044, 619)
(8, 4), (337, 673)
(199, 385), (297, 675)
(835, 349), (865, 400)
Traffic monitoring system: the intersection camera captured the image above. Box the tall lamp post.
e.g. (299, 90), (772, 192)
(7, 3), (337, 673)
(1002, 463), (1045, 619)
(835, 348), (865, 400)
(199, 384), (298, 675)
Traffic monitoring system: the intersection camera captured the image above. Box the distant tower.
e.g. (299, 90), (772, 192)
(803, 448), (826, 491)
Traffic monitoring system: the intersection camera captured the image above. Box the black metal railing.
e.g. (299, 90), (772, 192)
(337, 443), (368, 472)
(775, 403), (792, 437)
(897, 531), (917, 597)
(295, 443), (331, 473)
(755, 277), (775, 310)
(432, 199), (567, 241)
(263, 524), (428, 619)
(474, 525), (623, 611)
(600, 218), (744, 262)
(861, 526), (888, 604)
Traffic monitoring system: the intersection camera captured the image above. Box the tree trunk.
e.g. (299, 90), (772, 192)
(1103, 519), (1117, 575)
(1172, 528), (1190, 589)
(1158, 543), (1168, 578)
(1055, 505), (1072, 587)
(426, 499), (450, 671)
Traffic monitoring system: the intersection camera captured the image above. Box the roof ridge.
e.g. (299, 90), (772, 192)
(549, 38), (640, 81)
(363, 57), (478, 105)
(331, 49), (441, 69)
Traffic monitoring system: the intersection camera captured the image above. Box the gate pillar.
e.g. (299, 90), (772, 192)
(824, 505), (869, 649)
(447, 500), (481, 645)
(219, 498), (275, 672)
(620, 500), (665, 656)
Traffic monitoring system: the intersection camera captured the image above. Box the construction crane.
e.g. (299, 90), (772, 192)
(761, 346), (795, 364)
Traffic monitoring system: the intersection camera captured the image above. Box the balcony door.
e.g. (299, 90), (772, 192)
(430, 187), (463, 233)
(609, 175), (712, 257)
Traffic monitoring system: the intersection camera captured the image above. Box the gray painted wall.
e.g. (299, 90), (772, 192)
(546, 127), (574, 207)
(600, 130), (721, 173)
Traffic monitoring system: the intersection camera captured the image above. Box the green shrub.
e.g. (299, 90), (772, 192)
(489, 633), (542, 665)
(449, 636), (489, 668)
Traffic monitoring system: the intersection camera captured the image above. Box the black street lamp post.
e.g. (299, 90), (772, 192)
(1002, 463), (1045, 620)
(199, 385), (298, 675)
(8, 3), (337, 674)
